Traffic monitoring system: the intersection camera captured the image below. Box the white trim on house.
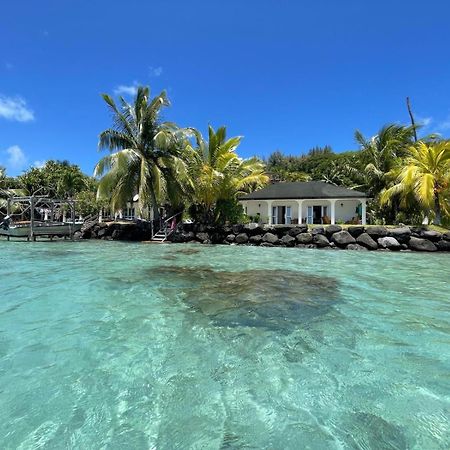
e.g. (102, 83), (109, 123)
(240, 197), (367, 225)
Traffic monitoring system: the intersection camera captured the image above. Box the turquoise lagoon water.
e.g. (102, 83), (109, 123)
(0, 241), (449, 449)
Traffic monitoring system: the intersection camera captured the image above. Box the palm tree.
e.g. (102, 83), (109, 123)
(355, 124), (416, 196)
(185, 125), (268, 223)
(380, 141), (450, 225)
(95, 86), (187, 219)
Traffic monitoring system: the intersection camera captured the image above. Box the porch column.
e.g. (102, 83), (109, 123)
(330, 199), (337, 225)
(267, 200), (273, 225)
(360, 198), (367, 225)
(296, 200), (303, 224)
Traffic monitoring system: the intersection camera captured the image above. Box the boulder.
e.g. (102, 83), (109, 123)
(311, 226), (325, 236)
(249, 235), (263, 244)
(388, 227), (411, 244)
(262, 232), (279, 244)
(260, 242), (274, 247)
(232, 224), (244, 234)
(97, 227), (107, 238)
(288, 225), (308, 236)
(377, 236), (401, 250)
(346, 243), (368, 251)
(325, 225), (342, 238)
(273, 225), (293, 236)
(313, 234), (330, 248)
(347, 226), (365, 238)
(296, 243), (307, 248)
(366, 226), (388, 239)
(296, 232), (313, 244)
(331, 230), (356, 247)
(243, 223), (264, 236)
(196, 232), (209, 243)
(442, 232), (450, 241)
(436, 240), (450, 251)
(356, 233), (378, 250)
(280, 235), (296, 247)
(421, 230), (442, 242)
(408, 237), (437, 252)
(235, 233), (249, 244)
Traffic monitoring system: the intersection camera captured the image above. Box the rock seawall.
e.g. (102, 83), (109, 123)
(170, 223), (450, 252)
(78, 220), (152, 241)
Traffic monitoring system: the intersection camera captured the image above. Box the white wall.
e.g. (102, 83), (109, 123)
(242, 199), (362, 224)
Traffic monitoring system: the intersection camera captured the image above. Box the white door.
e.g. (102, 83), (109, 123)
(307, 206), (313, 224)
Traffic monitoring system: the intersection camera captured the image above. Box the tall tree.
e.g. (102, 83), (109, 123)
(95, 86), (187, 219)
(380, 141), (450, 225)
(185, 126), (268, 223)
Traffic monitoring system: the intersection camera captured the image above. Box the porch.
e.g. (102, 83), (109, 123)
(242, 198), (367, 225)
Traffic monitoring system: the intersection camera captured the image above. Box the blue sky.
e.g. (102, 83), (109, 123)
(1, 0), (450, 176)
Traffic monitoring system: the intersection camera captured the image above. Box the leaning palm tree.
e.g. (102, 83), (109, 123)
(95, 86), (187, 219)
(355, 124), (417, 196)
(185, 126), (268, 222)
(380, 141), (450, 225)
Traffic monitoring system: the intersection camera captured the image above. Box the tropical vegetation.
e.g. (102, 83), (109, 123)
(1, 84), (449, 227)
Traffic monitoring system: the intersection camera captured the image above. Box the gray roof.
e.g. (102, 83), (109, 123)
(240, 181), (367, 200)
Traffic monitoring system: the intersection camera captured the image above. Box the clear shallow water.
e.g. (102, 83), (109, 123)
(0, 241), (449, 449)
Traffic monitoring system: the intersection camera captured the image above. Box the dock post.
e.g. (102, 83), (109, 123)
(30, 196), (35, 242)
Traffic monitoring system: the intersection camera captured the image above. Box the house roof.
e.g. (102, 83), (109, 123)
(240, 181), (367, 200)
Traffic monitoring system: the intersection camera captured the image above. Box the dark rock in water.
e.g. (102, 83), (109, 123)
(346, 243), (368, 251)
(325, 225), (342, 237)
(280, 235), (296, 247)
(296, 233), (313, 244)
(311, 226), (325, 236)
(73, 231), (82, 240)
(436, 240), (450, 251)
(339, 412), (411, 450)
(313, 234), (330, 248)
(347, 226), (365, 237)
(262, 232), (279, 244)
(226, 234), (235, 243)
(196, 232), (209, 243)
(296, 243), (307, 248)
(408, 237), (437, 252)
(443, 232), (450, 241)
(249, 234), (262, 244)
(356, 232), (378, 250)
(421, 230), (442, 242)
(177, 247), (201, 255)
(288, 225), (308, 236)
(388, 227), (411, 243)
(366, 226), (388, 239)
(260, 242), (274, 247)
(235, 233), (249, 244)
(154, 266), (340, 331)
(331, 230), (355, 247)
(377, 236), (401, 250)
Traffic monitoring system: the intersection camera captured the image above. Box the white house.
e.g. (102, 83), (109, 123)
(240, 181), (368, 225)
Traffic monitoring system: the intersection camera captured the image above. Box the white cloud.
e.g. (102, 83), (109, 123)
(5, 145), (27, 170)
(149, 66), (163, 77)
(416, 115), (433, 127)
(437, 116), (450, 131)
(33, 160), (46, 169)
(113, 82), (139, 96)
(0, 95), (35, 122)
